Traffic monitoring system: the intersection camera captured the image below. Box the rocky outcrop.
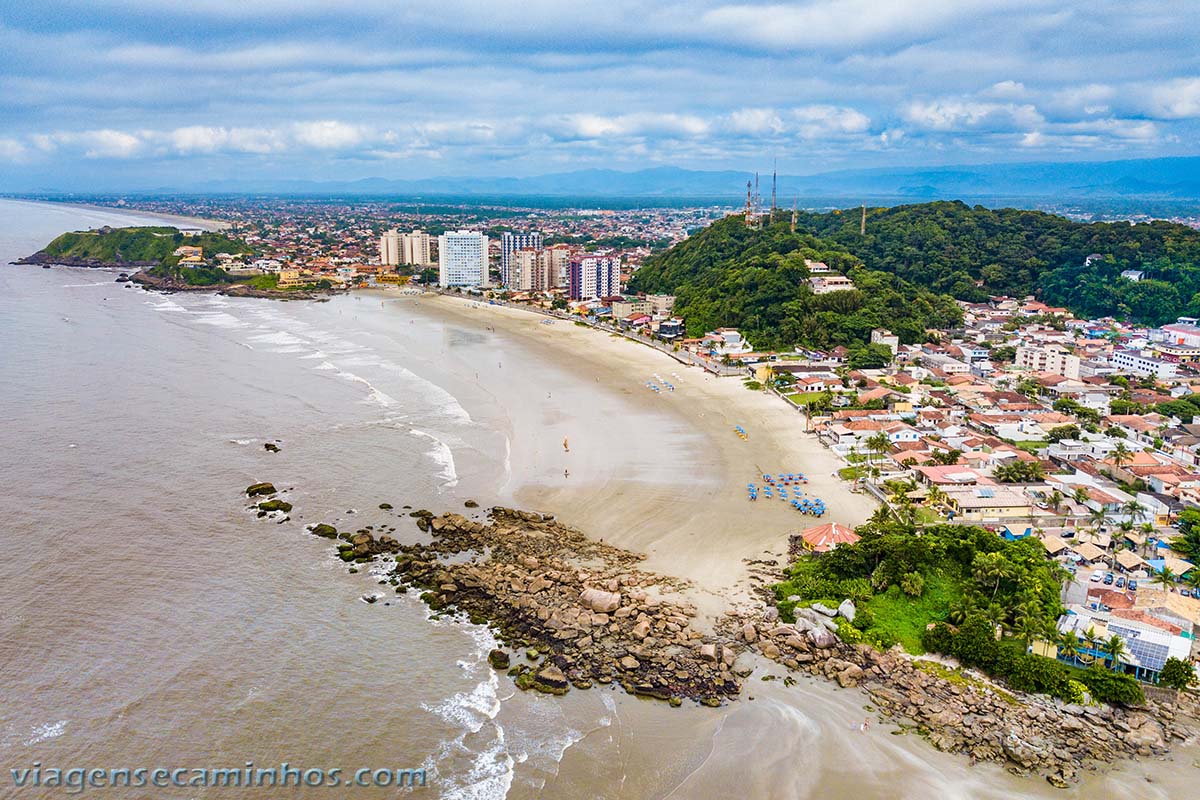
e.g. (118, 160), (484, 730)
(735, 612), (1195, 785)
(386, 507), (740, 705)
(245, 482), (277, 496)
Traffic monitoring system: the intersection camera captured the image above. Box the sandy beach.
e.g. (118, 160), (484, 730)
(416, 292), (876, 610)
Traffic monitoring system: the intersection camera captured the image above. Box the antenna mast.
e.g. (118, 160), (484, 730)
(771, 159), (777, 215)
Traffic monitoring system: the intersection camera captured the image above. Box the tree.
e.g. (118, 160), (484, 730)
(1102, 635), (1128, 672)
(929, 448), (963, 465)
(1072, 486), (1090, 506)
(1154, 566), (1177, 591)
(1169, 508), (1200, 558)
(1111, 441), (1132, 471)
(419, 266), (439, 284)
(1014, 614), (1046, 645)
(1122, 500), (1146, 527)
(1046, 424), (1081, 443)
(865, 432), (891, 480)
(1159, 657), (1198, 690)
(1046, 489), (1065, 515)
(993, 460), (1045, 483)
(847, 343), (894, 369)
(1057, 631), (1081, 665)
(1081, 626), (1100, 663)
(901, 571), (925, 597)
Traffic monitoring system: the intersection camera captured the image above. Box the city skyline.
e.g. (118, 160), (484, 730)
(2, 1), (1200, 190)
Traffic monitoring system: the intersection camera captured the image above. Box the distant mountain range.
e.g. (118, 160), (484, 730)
(159, 156), (1200, 201)
(13, 156), (1200, 203)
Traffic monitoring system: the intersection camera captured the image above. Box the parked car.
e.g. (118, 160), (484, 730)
(1183, 588), (1193, 598)
(1128, 580), (1138, 591)
(1103, 573), (1114, 585)
(1116, 576), (1126, 588)
(1090, 570), (1104, 582)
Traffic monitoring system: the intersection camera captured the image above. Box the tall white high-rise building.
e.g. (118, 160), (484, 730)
(500, 231), (543, 288)
(438, 231), (489, 287)
(379, 229), (401, 266)
(401, 231), (433, 266)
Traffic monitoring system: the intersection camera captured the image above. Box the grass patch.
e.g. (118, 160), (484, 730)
(1012, 440), (1046, 453)
(785, 391), (827, 405)
(861, 573), (963, 654)
(838, 466), (865, 481)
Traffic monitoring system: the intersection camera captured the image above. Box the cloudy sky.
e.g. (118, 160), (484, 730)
(2, 0), (1199, 189)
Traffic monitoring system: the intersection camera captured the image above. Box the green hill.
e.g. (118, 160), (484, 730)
(37, 226), (251, 268)
(791, 200), (1200, 326)
(628, 213), (962, 351)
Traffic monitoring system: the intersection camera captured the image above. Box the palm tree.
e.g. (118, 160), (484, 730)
(1088, 506), (1108, 532)
(1154, 566), (1177, 591)
(1183, 571), (1200, 593)
(1102, 635), (1127, 672)
(1080, 626), (1100, 664)
(1047, 489), (1065, 515)
(866, 431), (890, 477)
(1112, 441), (1132, 471)
(1072, 486), (1090, 506)
(1014, 615), (1046, 645)
(1057, 631), (1081, 665)
(1123, 500), (1146, 527)
(947, 597), (977, 625)
(926, 484), (948, 508)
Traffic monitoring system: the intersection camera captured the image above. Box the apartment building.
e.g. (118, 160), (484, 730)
(438, 231), (489, 287)
(1015, 345), (1081, 379)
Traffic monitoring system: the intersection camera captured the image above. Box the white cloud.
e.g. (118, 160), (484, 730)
(0, 138), (28, 161)
(904, 99), (1043, 132)
(290, 120), (367, 149)
(790, 105), (870, 138)
(1146, 78), (1200, 119)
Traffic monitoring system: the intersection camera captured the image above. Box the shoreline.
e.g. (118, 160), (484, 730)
(399, 290), (876, 605)
(368, 289), (1197, 784)
(0, 197), (231, 231)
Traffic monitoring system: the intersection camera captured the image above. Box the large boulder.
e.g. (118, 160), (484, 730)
(533, 665), (570, 695)
(245, 482), (277, 496)
(488, 649), (510, 670)
(309, 523), (338, 538)
(836, 664), (864, 688)
(837, 599), (856, 622)
(580, 587), (621, 613)
(808, 627), (838, 649)
(811, 603), (838, 617)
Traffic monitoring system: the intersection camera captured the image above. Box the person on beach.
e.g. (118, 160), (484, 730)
(860, 718), (871, 733)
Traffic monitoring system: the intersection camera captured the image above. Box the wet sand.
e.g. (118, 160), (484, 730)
(419, 292), (875, 605)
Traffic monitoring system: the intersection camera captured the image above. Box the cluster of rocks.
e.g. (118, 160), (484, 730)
(390, 508), (743, 705)
(739, 603), (1194, 786)
(244, 482), (293, 520)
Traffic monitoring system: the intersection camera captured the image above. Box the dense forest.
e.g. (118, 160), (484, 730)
(37, 226), (251, 267)
(628, 214), (962, 350)
(792, 201), (1200, 326)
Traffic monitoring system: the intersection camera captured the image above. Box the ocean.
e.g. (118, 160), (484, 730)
(0, 199), (1194, 799)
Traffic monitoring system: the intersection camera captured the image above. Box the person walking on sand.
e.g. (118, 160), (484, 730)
(860, 718), (870, 733)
